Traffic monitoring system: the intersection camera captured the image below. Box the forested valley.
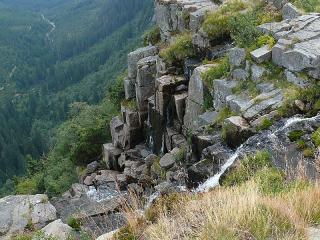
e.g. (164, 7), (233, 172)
(0, 0), (153, 196)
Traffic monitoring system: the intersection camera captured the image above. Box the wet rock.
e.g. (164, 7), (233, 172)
(282, 3), (301, 20)
(223, 116), (253, 148)
(193, 134), (220, 160)
(127, 46), (158, 79)
(0, 194), (56, 238)
(42, 219), (73, 240)
(102, 143), (122, 170)
(250, 45), (272, 64)
(229, 47), (246, 67)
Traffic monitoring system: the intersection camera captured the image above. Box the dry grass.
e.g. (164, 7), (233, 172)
(117, 179), (320, 240)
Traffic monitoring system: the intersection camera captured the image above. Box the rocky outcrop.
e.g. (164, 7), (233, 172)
(0, 194), (56, 239)
(154, 0), (218, 42)
(258, 13), (320, 79)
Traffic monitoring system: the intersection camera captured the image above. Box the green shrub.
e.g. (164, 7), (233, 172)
(202, 0), (246, 40)
(67, 216), (81, 231)
(312, 128), (320, 147)
(160, 33), (195, 66)
(288, 130), (304, 142)
(291, 0), (320, 12)
(257, 34), (276, 49)
(122, 99), (138, 111)
(222, 151), (272, 187)
(303, 148), (314, 158)
(143, 26), (161, 46)
(257, 118), (274, 131)
(296, 139), (307, 150)
(254, 167), (286, 195)
(201, 57), (230, 89)
(214, 107), (235, 126)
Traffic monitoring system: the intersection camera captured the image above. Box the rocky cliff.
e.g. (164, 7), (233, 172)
(2, 0), (320, 239)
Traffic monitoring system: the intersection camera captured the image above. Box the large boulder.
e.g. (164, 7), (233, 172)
(213, 79), (237, 111)
(223, 116), (253, 148)
(229, 47), (246, 67)
(110, 117), (125, 149)
(0, 194), (56, 239)
(282, 3), (301, 20)
(42, 219), (73, 240)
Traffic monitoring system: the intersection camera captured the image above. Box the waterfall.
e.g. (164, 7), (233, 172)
(196, 114), (320, 193)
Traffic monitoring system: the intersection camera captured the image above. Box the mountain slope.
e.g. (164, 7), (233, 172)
(0, 0), (153, 189)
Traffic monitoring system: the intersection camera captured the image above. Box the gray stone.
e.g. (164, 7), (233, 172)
(226, 94), (253, 113)
(231, 68), (249, 81)
(282, 3), (301, 20)
(0, 194), (56, 238)
(307, 227), (320, 240)
(124, 78), (136, 100)
(272, 38), (293, 66)
(42, 219), (73, 240)
(94, 170), (120, 186)
(127, 46), (158, 79)
(267, 0), (286, 9)
(110, 117), (125, 149)
(250, 45), (272, 64)
(174, 92), (188, 123)
(251, 64), (266, 82)
(223, 116), (253, 148)
(192, 31), (211, 49)
(86, 161), (99, 174)
(198, 111), (218, 126)
(145, 154), (158, 167)
(160, 148), (180, 170)
(284, 69), (309, 87)
(69, 183), (89, 198)
(228, 47), (246, 67)
(96, 229), (119, 240)
(172, 134), (187, 149)
(213, 79), (237, 111)
(102, 143), (122, 170)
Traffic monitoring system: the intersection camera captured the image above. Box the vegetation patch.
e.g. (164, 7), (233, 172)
(288, 130), (305, 142)
(160, 33), (195, 67)
(143, 26), (161, 46)
(256, 118), (274, 131)
(201, 57), (230, 89)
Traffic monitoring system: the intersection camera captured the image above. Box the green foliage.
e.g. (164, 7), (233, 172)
(214, 107), (235, 126)
(67, 216), (82, 231)
(233, 80), (261, 98)
(151, 157), (166, 181)
(203, 91), (214, 111)
(290, 0), (320, 12)
(0, 0), (154, 192)
(202, 0), (246, 40)
(303, 148), (314, 158)
(296, 139), (307, 150)
(108, 73), (126, 109)
(257, 118), (274, 131)
(143, 26), (161, 46)
(257, 34), (277, 49)
(201, 57), (230, 89)
(288, 130), (305, 142)
(122, 99), (138, 111)
(312, 128), (320, 147)
(222, 151), (273, 187)
(160, 33), (195, 66)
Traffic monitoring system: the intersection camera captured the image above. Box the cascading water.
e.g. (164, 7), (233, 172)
(196, 114), (320, 192)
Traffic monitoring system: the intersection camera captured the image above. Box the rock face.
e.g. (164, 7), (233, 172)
(259, 13), (320, 79)
(0, 194), (56, 239)
(154, 0), (218, 42)
(184, 64), (214, 130)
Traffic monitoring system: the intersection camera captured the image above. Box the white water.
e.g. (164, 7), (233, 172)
(196, 114), (320, 193)
(87, 186), (121, 203)
(41, 14), (56, 42)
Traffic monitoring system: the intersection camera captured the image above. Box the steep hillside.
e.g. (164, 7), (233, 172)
(0, 0), (153, 190)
